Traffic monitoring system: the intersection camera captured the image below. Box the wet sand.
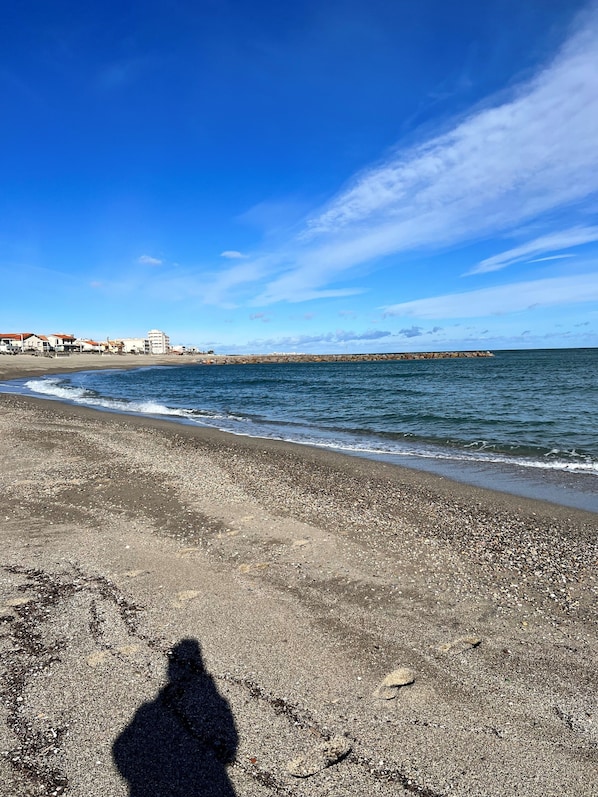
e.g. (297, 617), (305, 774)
(0, 358), (596, 796)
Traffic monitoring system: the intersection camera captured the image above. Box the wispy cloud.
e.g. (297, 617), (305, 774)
(220, 250), (246, 259)
(528, 254), (576, 263)
(465, 226), (598, 275)
(304, 13), (598, 242)
(246, 329), (392, 350)
(383, 272), (598, 319)
(138, 254), (163, 266)
(221, 7), (598, 305)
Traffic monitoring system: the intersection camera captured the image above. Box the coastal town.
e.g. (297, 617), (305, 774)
(0, 330), (495, 365)
(0, 329), (186, 356)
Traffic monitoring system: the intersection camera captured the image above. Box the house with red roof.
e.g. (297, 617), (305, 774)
(0, 333), (51, 353)
(47, 333), (77, 352)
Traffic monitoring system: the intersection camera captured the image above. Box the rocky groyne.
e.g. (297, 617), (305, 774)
(194, 350), (494, 365)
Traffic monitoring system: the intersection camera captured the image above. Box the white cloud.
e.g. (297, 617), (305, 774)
(138, 255), (163, 266)
(245, 8), (598, 304)
(247, 329), (392, 349)
(466, 226), (598, 275)
(152, 6), (598, 311)
(528, 254), (576, 263)
(306, 13), (598, 242)
(383, 273), (598, 319)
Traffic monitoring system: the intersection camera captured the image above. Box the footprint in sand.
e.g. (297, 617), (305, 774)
(87, 650), (112, 668)
(5, 596), (31, 607)
(172, 589), (202, 608)
(437, 636), (482, 655)
(217, 529), (240, 539)
(287, 737), (352, 778)
(86, 644), (141, 668)
(122, 569), (147, 578)
(176, 547), (201, 558)
(238, 562), (270, 574)
(373, 667), (416, 700)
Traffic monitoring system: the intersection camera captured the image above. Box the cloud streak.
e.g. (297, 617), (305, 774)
(305, 12), (598, 243)
(383, 273), (598, 319)
(246, 329), (392, 349)
(465, 226), (598, 275)
(217, 7), (598, 306)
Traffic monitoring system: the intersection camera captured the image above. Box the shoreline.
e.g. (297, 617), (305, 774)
(2, 354), (597, 514)
(0, 391), (596, 795)
(2, 390), (596, 525)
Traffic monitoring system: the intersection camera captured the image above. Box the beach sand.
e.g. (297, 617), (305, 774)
(0, 357), (596, 796)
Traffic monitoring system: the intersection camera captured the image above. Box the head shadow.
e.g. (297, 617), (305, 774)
(113, 638), (238, 797)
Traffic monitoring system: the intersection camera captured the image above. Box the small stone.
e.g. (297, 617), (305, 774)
(287, 736), (351, 777)
(373, 667), (416, 699)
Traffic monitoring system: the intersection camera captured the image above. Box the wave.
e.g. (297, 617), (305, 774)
(19, 377), (598, 478)
(24, 377), (197, 419)
(222, 429), (598, 475)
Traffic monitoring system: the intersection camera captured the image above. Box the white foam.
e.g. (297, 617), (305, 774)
(24, 378), (190, 418)
(20, 378), (598, 477)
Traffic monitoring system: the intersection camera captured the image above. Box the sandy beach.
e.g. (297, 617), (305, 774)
(0, 358), (596, 796)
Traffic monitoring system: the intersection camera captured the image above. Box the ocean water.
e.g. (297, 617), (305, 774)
(2, 348), (597, 513)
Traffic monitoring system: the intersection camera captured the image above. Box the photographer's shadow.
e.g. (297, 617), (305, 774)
(113, 639), (238, 796)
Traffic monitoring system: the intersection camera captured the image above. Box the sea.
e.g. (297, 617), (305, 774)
(2, 348), (597, 513)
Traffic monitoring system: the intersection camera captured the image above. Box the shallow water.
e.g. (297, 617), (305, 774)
(2, 348), (597, 512)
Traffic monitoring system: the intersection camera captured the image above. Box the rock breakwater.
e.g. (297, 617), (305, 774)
(196, 350), (493, 365)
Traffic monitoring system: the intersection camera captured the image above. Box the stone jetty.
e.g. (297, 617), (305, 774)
(194, 350), (494, 365)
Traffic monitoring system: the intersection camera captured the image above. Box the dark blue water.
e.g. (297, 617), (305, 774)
(2, 349), (597, 512)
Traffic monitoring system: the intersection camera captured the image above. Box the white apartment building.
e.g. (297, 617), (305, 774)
(147, 329), (170, 354)
(120, 337), (151, 354)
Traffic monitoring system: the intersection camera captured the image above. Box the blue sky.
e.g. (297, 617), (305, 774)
(2, 0), (598, 353)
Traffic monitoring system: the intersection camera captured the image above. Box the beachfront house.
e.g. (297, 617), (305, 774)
(100, 339), (125, 354)
(47, 333), (77, 352)
(0, 333), (53, 353)
(74, 338), (102, 353)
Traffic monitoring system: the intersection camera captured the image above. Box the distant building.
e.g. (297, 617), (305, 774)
(0, 333), (52, 353)
(101, 339), (125, 354)
(74, 338), (101, 352)
(119, 337), (150, 354)
(47, 333), (77, 352)
(147, 329), (170, 354)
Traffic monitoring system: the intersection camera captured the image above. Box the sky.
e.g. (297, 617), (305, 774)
(2, 0), (598, 353)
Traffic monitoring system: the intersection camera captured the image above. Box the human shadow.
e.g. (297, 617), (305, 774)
(113, 639), (238, 796)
